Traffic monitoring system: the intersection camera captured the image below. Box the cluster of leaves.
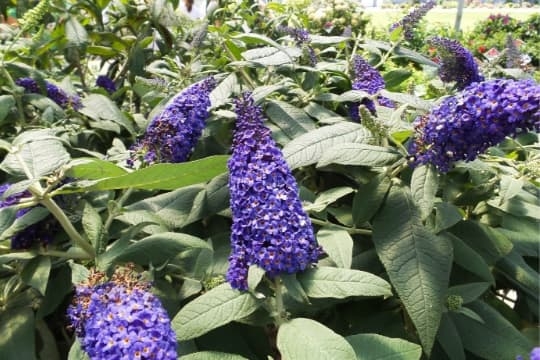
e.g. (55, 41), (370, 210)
(0, 0), (538, 359)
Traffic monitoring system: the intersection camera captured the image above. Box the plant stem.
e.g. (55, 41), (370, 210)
(309, 218), (372, 235)
(272, 276), (286, 327)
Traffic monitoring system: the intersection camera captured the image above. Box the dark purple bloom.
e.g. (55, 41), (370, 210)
(96, 75), (117, 94)
(226, 93), (321, 290)
(278, 25), (317, 66)
(0, 183), (56, 249)
(128, 77), (216, 167)
(410, 78), (540, 172)
(429, 37), (484, 90)
(16, 77), (82, 110)
(389, 0), (436, 41)
(349, 55), (394, 121)
(67, 267), (177, 360)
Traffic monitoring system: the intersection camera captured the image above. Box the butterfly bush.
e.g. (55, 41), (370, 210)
(67, 266), (177, 360)
(429, 37), (484, 90)
(0, 184), (57, 249)
(226, 93), (321, 290)
(16, 77), (82, 110)
(349, 54), (394, 121)
(278, 25), (317, 66)
(410, 78), (540, 172)
(96, 75), (117, 94)
(128, 77), (216, 167)
(389, 0), (436, 41)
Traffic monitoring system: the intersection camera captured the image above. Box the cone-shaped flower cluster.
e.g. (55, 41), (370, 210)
(349, 55), (394, 121)
(16, 77), (82, 110)
(67, 266), (177, 360)
(96, 75), (117, 94)
(389, 0), (436, 41)
(226, 93), (321, 290)
(0, 184), (57, 249)
(128, 77), (216, 167)
(429, 37), (484, 90)
(410, 78), (540, 172)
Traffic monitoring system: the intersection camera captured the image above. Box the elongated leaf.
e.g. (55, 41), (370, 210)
(317, 143), (402, 168)
(317, 227), (353, 268)
(372, 185), (453, 354)
(67, 339), (90, 360)
(411, 164), (439, 220)
(65, 158), (128, 179)
(437, 313), (465, 360)
(303, 102), (345, 124)
(298, 266), (391, 299)
(54, 156), (228, 193)
(283, 122), (373, 169)
(0, 207), (50, 241)
(241, 46), (301, 66)
(0, 95), (15, 122)
(98, 232), (212, 269)
(451, 300), (532, 360)
(352, 174), (391, 226)
(266, 100), (315, 139)
(20, 256), (51, 296)
(277, 318), (356, 360)
(433, 202), (463, 233)
(172, 283), (263, 340)
(210, 73), (237, 108)
(304, 186), (355, 212)
(82, 202), (103, 249)
(0, 307), (35, 359)
(497, 248), (539, 300)
(448, 282), (490, 304)
(65, 16), (88, 46)
(346, 333), (422, 360)
(181, 352), (248, 360)
(379, 90), (433, 111)
(79, 94), (135, 135)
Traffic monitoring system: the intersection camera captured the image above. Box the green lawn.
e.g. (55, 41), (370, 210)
(365, 7), (538, 32)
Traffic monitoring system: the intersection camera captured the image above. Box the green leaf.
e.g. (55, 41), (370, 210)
(497, 175), (523, 205)
(266, 100), (316, 139)
(20, 256), (51, 296)
(448, 282), (490, 304)
(497, 248), (539, 300)
(0, 207), (50, 241)
(79, 94), (135, 135)
(309, 35), (349, 45)
(297, 266), (391, 299)
(98, 232), (212, 269)
(82, 201), (103, 249)
(68, 261), (90, 284)
(451, 300), (532, 360)
(383, 69), (413, 89)
(437, 313), (465, 360)
(303, 102), (346, 124)
(372, 184), (453, 354)
(0, 307), (35, 359)
(346, 333), (422, 360)
(281, 274), (310, 304)
(317, 143), (402, 168)
(277, 318), (356, 360)
(410, 164), (439, 220)
(0, 130), (70, 178)
(65, 16), (88, 46)
(65, 158), (128, 180)
(54, 156), (229, 193)
(379, 90), (433, 111)
(210, 73), (237, 108)
(433, 202), (463, 233)
(352, 174), (391, 226)
(172, 283), (263, 340)
(304, 186), (355, 212)
(181, 352), (249, 360)
(283, 122), (374, 169)
(241, 46), (301, 66)
(0, 95), (15, 123)
(67, 339), (90, 360)
(317, 227), (353, 268)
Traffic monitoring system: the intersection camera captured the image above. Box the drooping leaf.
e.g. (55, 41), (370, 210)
(316, 227), (353, 269)
(277, 318), (356, 360)
(266, 100), (316, 139)
(317, 143), (402, 168)
(352, 174), (392, 226)
(372, 184), (453, 354)
(346, 333), (422, 360)
(172, 283), (263, 340)
(451, 300), (532, 360)
(297, 266), (391, 299)
(283, 122), (374, 169)
(20, 256), (51, 296)
(410, 164), (439, 220)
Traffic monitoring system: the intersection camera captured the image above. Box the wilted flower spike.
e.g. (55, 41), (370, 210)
(96, 75), (117, 94)
(389, 0), (436, 41)
(227, 93), (321, 290)
(128, 77), (216, 167)
(429, 37), (484, 90)
(410, 78), (540, 172)
(67, 267), (177, 360)
(349, 55), (394, 121)
(16, 77), (82, 110)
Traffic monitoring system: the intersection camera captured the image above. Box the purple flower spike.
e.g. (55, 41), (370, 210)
(410, 78), (540, 172)
(67, 267), (177, 360)
(128, 77), (216, 166)
(349, 55), (394, 121)
(429, 37), (484, 90)
(389, 0), (436, 41)
(16, 77), (82, 110)
(96, 75), (117, 94)
(226, 93), (321, 290)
